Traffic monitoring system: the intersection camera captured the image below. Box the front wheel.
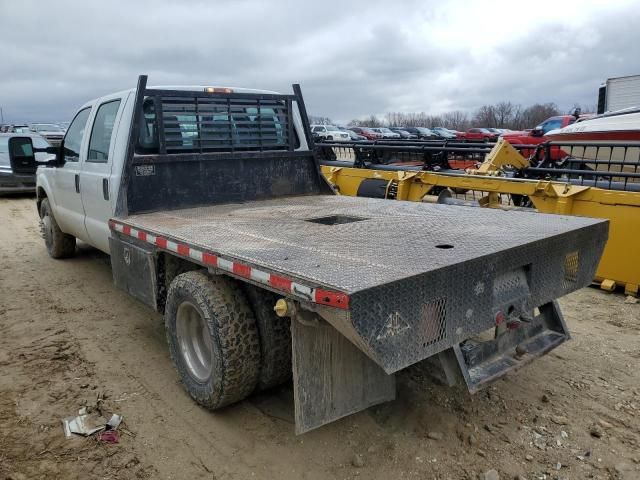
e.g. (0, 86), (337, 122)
(165, 271), (261, 409)
(39, 198), (76, 258)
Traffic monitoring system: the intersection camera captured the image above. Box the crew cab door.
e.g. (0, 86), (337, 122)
(80, 96), (125, 253)
(52, 107), (92, 240)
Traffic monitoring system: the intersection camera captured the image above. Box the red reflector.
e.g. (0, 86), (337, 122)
(177, 244), (190, 256)
(315, 290), (350, 309)
(202, 253), (218, 266)
(122, 225), (131, 235)
(269, 275), (292, 292)
(138, 231), (147, 241)
(232, 263), (251, 278)
(155, 237), (167, 249)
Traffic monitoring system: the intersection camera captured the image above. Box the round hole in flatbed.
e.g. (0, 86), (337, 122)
(435, 244), (454, 249)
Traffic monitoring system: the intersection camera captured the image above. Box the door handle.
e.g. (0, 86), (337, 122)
(102, 178), (109, 200)
(75, 174), (80, 193)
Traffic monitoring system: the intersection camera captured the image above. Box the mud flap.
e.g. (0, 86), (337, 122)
(452, 300), (569, 393)
(291, 317), (396, 434)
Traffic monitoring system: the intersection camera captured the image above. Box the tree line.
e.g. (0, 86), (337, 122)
(310, 101), (595, 131)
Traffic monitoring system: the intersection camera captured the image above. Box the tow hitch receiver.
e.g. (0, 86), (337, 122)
(448, 301), (568, 393)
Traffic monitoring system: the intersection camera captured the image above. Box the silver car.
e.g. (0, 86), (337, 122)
(29, 123), (65, 146)
(0, 133), (53, 194)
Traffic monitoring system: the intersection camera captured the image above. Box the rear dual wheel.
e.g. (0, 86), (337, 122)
(165, 271), (291, 410)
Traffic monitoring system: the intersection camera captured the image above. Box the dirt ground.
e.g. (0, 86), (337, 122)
(0, 196), (638, 480)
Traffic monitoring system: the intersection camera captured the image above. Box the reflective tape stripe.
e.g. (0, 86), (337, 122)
(109, 219), (349, 309)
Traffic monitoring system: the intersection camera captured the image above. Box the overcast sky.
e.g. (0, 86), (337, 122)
(2, 0), (639, 124)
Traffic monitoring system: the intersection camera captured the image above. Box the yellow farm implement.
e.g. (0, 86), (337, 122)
(320, 139), (640, 296)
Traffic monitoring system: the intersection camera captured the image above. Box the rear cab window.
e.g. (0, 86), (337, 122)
(137, 94), (299, 154)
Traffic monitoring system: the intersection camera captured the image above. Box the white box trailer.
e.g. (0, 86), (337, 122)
(598, 74), (640, 113)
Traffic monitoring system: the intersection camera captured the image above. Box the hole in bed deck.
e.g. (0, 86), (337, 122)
(305, 215), (368, 226)
(435, 244), (454, 249)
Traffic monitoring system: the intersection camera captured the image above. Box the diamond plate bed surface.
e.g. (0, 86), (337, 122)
(117, 195), (606, 293)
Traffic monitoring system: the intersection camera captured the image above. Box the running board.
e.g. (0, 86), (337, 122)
(450, 301), (569, 393)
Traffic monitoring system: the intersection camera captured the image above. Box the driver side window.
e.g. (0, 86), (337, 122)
(63, 107), (92, 162)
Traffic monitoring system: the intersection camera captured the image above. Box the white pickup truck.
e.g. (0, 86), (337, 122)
(10, 75), (608, 434)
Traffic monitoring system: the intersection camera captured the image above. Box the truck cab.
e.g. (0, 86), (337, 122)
(501, 114), (583, 160)
(33, 84), (305, 255)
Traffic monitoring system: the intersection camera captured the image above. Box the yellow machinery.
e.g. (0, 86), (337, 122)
(321, 139), (640, 296)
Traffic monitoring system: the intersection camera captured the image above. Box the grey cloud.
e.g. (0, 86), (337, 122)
(1, 1), (638, 124)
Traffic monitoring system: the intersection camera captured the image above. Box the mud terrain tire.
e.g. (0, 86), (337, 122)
(243, 285), (292, 390)
(165, 271), (261, 409)
(39, 198), (76, 258)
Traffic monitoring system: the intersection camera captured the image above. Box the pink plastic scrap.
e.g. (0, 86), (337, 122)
(97, 430), (120, 444)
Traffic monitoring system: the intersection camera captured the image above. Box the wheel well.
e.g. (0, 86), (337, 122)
(36, 187), (47, 216)
(156, 252), (203, 314)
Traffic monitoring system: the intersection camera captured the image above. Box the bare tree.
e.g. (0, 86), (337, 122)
(365, 114), (384, 127)
(441, 111), (469, 131)
(347, 100), (563, 132)
(347, 115), (383, 127)
(519, 103), (560, 129)
(473, 105), (498, 128)
(494, 102), (514, 127)
(308, 115), (333, 125)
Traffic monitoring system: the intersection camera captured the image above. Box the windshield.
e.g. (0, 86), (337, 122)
(417, 127), (433, 134)
(32, 124), (64, 132)
(325, 125), (341, 132)
(379, 128), (393, 133)
(538, 118), (564, 133)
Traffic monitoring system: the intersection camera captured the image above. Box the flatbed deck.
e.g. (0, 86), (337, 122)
(115, 194), (604, 294)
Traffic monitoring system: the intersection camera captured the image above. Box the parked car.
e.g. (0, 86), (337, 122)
(431, 127), (457, 139)
(0, 133), (53, 194)
(485, 128), (505, 136)
(29, 123), (65, 146)
(388, 127), (418, 139)
(349, 126), (383, 140)
(398, 127), (436, 139)
(458, 128), (498, 141)
(11, 125), (32, 133)
(371, 127), (401, 139)
(311, 124), (350, 142)
(345, 129), (367, 141)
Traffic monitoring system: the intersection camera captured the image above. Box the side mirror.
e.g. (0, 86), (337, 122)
(531, 126), (544, 137)
(8, 137), (61, 170)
